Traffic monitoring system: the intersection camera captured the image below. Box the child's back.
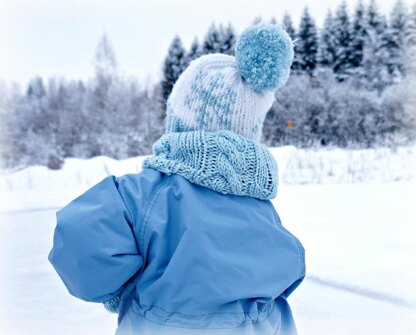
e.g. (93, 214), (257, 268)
(49, 23), (305, 334)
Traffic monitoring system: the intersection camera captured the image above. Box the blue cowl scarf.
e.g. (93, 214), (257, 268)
(143, 130), (278, 200)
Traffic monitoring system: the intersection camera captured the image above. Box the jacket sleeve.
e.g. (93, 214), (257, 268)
(48, 175), (143, 303)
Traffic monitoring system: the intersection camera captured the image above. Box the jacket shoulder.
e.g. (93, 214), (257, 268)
(115, 168), (169, 227)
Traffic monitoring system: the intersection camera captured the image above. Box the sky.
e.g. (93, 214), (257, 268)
(0, 0), (411, 88)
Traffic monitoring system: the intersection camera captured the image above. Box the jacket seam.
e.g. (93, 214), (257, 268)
(136, 302), (271, 317)
(114, 176), (135, 227)
(138, 174), (172, 253)
(128, 312), (273, 331)
(130, 300), (276, 330)
(266, 200), (306, 279)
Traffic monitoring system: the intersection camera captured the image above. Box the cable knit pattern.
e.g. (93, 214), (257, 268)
(143, 130), (278, 199)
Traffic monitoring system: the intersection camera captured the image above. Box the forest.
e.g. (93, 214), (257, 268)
(0, 0), (415, 169)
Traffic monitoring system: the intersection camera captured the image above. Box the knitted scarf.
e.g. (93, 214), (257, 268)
(143, 130), (278, 200)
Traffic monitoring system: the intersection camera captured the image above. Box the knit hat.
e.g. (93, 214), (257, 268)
(165, 23), (294, 141)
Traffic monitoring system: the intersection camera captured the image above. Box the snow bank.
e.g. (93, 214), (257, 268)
(0, 145), (414, 212)
(283, 146), (416, 184)
(0, 155), (146, 213)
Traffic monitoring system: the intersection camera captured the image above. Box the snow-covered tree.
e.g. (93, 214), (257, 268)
(85, 34), (120, 156)
(350, 0), (367, 69)
(93, 34), (117, 86)
(332, 1), (353, 80)
(188, 37), (202, 62)
(202, 23), (223, 54)
(282, 12), (296, 39)
(282, 13), (299, 71)
(319, 10), (337, 68)
(252, 16), (263, 25)
(54, 80), (86, 158)
(404, 3), (416, 75)
(161, 35), (187, 103)
(297, 7), (319, 75)
(387, 0), (409, 80)
(362, 0), (391, 92)
(219, 23), (237, 55)
(181, 38), (202, 71)
(201, 22), (236, 56)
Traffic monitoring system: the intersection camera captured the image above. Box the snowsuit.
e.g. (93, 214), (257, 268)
(48, 130), (305, 335)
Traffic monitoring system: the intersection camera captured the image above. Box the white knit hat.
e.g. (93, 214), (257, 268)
(166, 23), (294, 141)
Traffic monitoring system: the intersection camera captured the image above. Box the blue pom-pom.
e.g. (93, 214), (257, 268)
(235, 23), (294, 92)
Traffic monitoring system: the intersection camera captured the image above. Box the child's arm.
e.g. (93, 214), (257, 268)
(48, 175), (143, 303)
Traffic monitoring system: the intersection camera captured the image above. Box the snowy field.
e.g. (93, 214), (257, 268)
(1, 146), (415, 334)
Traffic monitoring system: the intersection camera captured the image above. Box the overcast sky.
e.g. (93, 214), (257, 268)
(0, 0), (411, 87)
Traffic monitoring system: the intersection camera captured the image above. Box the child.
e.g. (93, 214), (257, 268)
(49, 23), (305, 335)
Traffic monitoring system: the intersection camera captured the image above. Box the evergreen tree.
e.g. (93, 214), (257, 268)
(404, 3), (416, 74)
(297, 7), (319, 75)
(282, 12), (296, 40)
(332, 1), (353, 80)
(181, 37), (202, 70)
(388, 0), (408, 79)
(188, 37), (202, 61)
(350, 0), (367, 69)
(202, 23), (223, 54)
(26, 77), (49, 140)
(282, 12), (299, 71)
(252, 16), (263, 25)
(319, 10), (337, 68)
(161, 36), (187, 103)
(219, 23), (237, 56)
(367, 0), (386, 32)
(54, 80), (87, 158)
(406, 3), (416, 47)
(363, 0), (391, 91)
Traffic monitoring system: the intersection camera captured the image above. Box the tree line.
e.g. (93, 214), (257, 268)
(0, 0), (415, 169)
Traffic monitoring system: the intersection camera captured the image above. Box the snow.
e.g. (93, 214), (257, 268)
(1, 145), (414, 213)
(276, 182), (416, 334)
(1, 147), (416, 334)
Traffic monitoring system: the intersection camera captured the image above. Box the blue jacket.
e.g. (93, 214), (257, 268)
(49, 168), (305, 334)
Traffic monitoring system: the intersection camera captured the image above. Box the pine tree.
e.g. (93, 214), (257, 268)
(388, 0), (408, 79)
(202, 23), (223, 54)
(363, 0), (391, 91)
(319, 10), (337, 67)
(219, 23), (237, 56)
(188, 37), (202, 61)
(406, 3), (416, 46)
(181, 37), (202, 70)
(404, 3), (416, 75)
(350, 0), (367, 69)
(297, 7), (319, 75)
(332, 1), (353, 80)
(282, 12), (296, 40)
(161, 36), (187, 103)
(368, 0), (386, 32)
(282, 12), (299, 71)
(253, 16), (263, 25)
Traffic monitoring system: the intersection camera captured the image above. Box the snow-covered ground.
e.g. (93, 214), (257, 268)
(1, 147), (415, 334)
(1, 145), (414, 213)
